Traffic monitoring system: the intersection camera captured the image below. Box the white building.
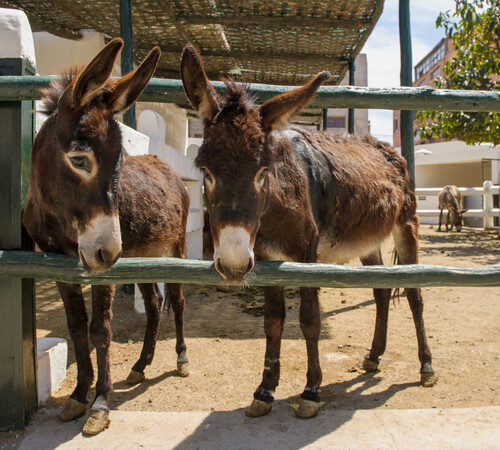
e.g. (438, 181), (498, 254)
(414, 141), (499, 227)
(325, 53), (369, 136)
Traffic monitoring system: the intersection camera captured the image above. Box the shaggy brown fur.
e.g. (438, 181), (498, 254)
(181, 44), (437, 418)
(23, 39), (190, 434)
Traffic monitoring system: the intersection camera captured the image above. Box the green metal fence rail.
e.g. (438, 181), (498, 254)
(0, 76), (499, 111)
(1, 251), (500, 288)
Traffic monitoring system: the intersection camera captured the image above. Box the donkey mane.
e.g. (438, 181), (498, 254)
(40, 66), (83, 116)
(216, 79), (255, 119)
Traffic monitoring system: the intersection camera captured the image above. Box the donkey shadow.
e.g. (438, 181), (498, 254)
(173, 373), (417, 450)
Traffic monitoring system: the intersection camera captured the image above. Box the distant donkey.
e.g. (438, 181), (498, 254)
(438, 185), (467, 232)
(23, 39), (190, 435)
(181, 45), (437, 420)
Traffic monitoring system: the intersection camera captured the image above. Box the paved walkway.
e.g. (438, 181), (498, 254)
(17, 406), (500, 449)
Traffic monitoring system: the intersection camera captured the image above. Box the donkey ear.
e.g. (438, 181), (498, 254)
(260, 71), (329, 130)
(107, 46), (160, 114)
(61, 38), (123, 108)
(180, 44), (220, 121)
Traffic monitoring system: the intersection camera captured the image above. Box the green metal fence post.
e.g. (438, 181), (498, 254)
(322, 108), (328, 130)
(399, 0), (415, 191)
(348, 58), (355, 134)
(0, 57), (37, 430)
(120, 0), (136, 129)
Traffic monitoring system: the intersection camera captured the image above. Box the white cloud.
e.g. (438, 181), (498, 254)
(363, 0), (456, 144)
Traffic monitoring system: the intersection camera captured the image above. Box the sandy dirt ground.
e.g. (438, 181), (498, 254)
(35, 225), (499, 413)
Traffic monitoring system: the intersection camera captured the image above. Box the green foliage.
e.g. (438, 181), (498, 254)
(416, 0), (500, 145)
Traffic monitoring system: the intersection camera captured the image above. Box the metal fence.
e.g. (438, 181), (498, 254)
(1, 0), (500, 432)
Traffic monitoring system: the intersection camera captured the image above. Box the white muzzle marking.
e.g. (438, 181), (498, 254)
(78, 213), (122, 273)
(214, 226), (254, 276)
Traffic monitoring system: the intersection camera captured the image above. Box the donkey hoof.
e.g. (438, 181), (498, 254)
(125, 369), (145, 385)
(177, 362), (190, 377)
(246, 399), (272, 418)
(58, 398), (88, 422)
(420, 371), (438, 387)
(294, 398), (324, 419)
(362, 357), (379, 372)
(82, 408), (110, 436)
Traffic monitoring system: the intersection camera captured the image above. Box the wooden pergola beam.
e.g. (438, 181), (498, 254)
(176, 14), (371, 28)
(19, 12), (81, 39)
(158, 1), (193, 44)
(147, 44), (344, 65)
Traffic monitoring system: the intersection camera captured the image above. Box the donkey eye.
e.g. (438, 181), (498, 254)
(201, 167), (214, 184)
(258, 168), (268, 180)
(70, 156), (91, 173)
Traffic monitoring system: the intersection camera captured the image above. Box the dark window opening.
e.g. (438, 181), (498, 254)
(327, 117), (346, 128)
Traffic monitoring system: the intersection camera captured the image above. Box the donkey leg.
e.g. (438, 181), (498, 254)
(247, 286), (285, 418)
(360, 250), (391, 372)
(438, 208), (443, 231)
(167, 283), (189, 377)
(126, 283), (161, 384)
(56, 282), (93, 422)
(394, 220), (437, 387)
(446, 211), (451, 231)
(295, 287), (323, 419)
(83, 285), (114, 436)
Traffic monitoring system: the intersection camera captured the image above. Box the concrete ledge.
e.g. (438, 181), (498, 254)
(18, 406), (500, 449)
(36, 337), (67, 405)
(0, 8), (36, 68)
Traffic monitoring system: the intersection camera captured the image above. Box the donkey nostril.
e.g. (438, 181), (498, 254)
(95, 248), (105, 264)
(246, 257), (254, 274)
(215, 258), (230, 279)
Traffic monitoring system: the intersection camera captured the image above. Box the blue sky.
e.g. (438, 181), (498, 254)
(364, 0), (457, 144)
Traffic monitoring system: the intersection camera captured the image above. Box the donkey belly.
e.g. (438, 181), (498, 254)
(316, 234), (388, 264)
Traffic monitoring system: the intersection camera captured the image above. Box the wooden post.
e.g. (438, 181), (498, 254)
(399, 0), (415, 191)
(119, 0), (136, 129)
(348, 58), (355, 134)
(483, 180), (494, 229)
(0, 56), (37, 430)
(322, 108), (328, 130)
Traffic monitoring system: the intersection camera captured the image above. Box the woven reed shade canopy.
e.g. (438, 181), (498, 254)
(0, 0), (384, 86)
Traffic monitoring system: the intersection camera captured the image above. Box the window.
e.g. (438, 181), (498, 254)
(414, 41), (447, 80)
(393, 118), (398, 132)
(188, 118), (203, 138)
(431, 67), (440, 79)
(327, 117), (345, 128)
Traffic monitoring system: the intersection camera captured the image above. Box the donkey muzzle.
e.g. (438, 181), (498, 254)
(213, 226), (255, 282)
(78, 213), (122, 274)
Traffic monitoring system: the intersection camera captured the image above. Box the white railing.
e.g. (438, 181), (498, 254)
(416, 180), (499, 229)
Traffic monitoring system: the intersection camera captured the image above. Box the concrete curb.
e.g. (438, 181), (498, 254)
(18, 406), (500, 449)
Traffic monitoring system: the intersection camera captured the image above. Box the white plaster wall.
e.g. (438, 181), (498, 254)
(33, 30), (120, 77)
(326, 53), (369, 136)
(0, 8), (36, 67)
(37, 338), (68, 405)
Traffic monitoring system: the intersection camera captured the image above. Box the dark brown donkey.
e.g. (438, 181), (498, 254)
(23, 39), (190, 435)
(181, 45), (437, 420)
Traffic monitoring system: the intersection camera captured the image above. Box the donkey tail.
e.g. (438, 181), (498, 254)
(391, 250), (403, 305)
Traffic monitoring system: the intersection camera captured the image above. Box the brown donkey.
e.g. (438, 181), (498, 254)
(438, 185), (467, 232)
(23, 39), (190, 435)
(181, 45), (437, 420)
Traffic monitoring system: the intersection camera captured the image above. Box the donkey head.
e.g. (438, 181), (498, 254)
(35, 38), (160, 273)
(181, 45), (328, 282)
(450, 207), (468, 232)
